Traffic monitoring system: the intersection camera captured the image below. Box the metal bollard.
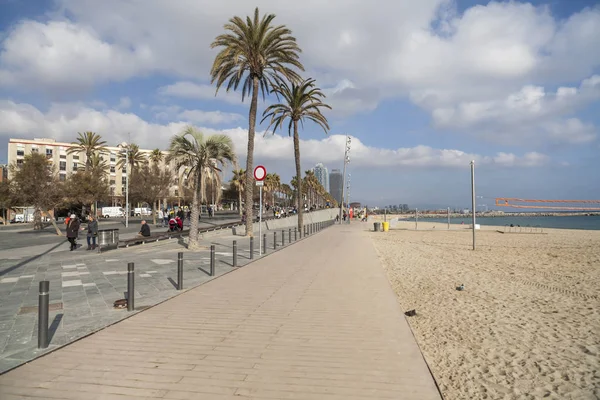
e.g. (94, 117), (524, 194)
(38, 281), (49, 349)
(273, 231), (277, 249)
(295, 227), (297, 241)
(233, 240), (237, 268)
(210, 245), (215, 276)
(282, 230), (285, 246)
(289, 228), (291, 243)
(177, 252), (183, 290)
(127, 262), (135, 311)
(250, 237), (254, 259)
(263, 233), (267, 254)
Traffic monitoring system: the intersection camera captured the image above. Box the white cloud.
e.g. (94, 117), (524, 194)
(0, 100), (550, 169)
(177, 109), (244, 125)
(158, 81), (243, 105)
(117, 96), (131, 110)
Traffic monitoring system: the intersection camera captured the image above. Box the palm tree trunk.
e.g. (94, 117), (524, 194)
(293, 121), (303, 236)
(188, 172), (202, 249)
(152, 200), (157, 225)
(244, 76), (259, 236)
(238, 188), (243, 218)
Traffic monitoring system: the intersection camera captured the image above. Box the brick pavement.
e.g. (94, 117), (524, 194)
(0, 222), (442, 399)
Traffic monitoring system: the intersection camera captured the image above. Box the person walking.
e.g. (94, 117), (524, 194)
(66, 214), (80, 251)
(85, 215), (98, 250)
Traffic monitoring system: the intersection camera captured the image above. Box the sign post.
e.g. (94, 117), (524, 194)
(254, 166), (266, 256)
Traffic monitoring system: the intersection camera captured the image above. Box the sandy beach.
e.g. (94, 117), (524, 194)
(369, 220), (600, 400)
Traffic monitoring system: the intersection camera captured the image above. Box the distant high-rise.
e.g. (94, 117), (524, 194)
(329, 169), (343, 204)
(313, 163), (329, 193)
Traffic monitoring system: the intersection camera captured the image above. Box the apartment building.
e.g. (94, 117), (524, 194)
(313, 162), (329, 193)
(7, 138), (180, 206)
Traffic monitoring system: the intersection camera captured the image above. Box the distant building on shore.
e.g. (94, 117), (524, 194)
(329, 169), (343, 204)
(313, 163), (329, 193)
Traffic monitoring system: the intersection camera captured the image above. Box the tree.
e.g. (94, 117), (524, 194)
(261, 78), (331, 235)
(0, 179), (13, 225)
(66, 170), (110, 215)
(117, 143), (147, 173)
(10, 153), (65, 233)
(149, 149), (164, 165)
(231, 169), (245, 217)
(167, 127), (236, 250)
(67, 132), (107, 170)
(128, 164), (172, 225)
(211, 7), (304, 236)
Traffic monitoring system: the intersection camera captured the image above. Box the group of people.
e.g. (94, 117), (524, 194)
(64, 214), (152, 251)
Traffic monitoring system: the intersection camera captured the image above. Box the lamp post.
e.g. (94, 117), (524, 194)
(339, 135), (351, 224)
(470, 160), (476, 250)
(119, 142), (129, 228)
(345, 173), (351, 224)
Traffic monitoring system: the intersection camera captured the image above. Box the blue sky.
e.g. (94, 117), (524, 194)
(0, 0), (599, 208)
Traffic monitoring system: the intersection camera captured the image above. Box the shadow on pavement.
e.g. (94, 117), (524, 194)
(0, 240), (67, 277)
(48, 314), (64, 344)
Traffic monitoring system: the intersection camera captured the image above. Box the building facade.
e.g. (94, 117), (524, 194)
(313, 163), (329, 193)
(7, 138), (180, 206)
(329, 168), (343, 204)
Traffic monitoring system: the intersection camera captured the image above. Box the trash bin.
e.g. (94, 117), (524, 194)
(382, 222), (389, 232)
(373, 222), (381, 232)
(98, 229), (119, 249)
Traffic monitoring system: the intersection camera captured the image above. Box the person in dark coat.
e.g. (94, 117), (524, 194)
(66, 214), (80, 251)
(139, 220), (151, 237)
(85, 215), (98, 250)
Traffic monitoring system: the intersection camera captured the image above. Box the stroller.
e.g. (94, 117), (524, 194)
(168, 218), (178, 232)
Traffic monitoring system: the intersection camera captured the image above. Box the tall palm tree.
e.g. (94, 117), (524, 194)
(211, 7), (304, 237)
(117, 143), (147, 174)
(68, 132), (107, 171)
(281, 183), (292, 207)
(262, 78), (330, 234)
(231, 169), (245, 217)
(83, 153), (109, 178)
(149, 148), (164, 165)
(167, 127), (236, 250)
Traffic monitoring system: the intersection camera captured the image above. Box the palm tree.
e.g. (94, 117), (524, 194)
(281, 183), (292, 207)
(167, 127), (236, 250)
(149, 148), (164, 165)
(68, 132), (107, 171)
(84, 153), (109, 178)
(211, 7), (304, 236)
(231, 169), (245, 217)
(262, 78), (331, 234)
(117, 143), (147, 175)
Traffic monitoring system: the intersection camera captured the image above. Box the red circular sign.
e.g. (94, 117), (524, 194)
(254, 165), (266, 181)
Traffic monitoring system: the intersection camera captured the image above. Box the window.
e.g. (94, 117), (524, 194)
(110, 187), (115, 196)
(72, 162), (78, 172)
(31, 148), (39, 153)
(110, 179), (115, 185)
(46, 148), (53, 158)
(60, 154), (66, 159)
(121, 177), (126, 184)
(72, 155), (79, 160)
(16, 159), (23, 167)
(110, 153), (116, 162)
(59, 161), (66, 171)
(17, 149), (24, 156)
(59, 174), (66, 181)
(121, 186), (126, 194)
(174, 189), (179, 197)
(110, 166), (115, 173)
(122, 166), (126, 173)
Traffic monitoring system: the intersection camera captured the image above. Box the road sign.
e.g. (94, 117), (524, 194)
(256, 181), (264, 186)
(254, 165), (266, 181)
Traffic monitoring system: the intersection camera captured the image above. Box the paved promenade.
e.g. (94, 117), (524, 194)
(0, 223), (441, 399)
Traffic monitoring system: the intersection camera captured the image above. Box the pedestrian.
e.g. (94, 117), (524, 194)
(175, 216), (183, 231)
(66, 214), (80, 251)
(85, 215), (98, 250)
(158, 209), (164, 226)
(138, 220), (151, 237)
(163, 209), (169, 227)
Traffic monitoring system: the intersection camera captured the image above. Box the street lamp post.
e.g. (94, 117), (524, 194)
(339, 136), (351, 224)
(470, 160), (476, 250)
(345, 173), (351, 224)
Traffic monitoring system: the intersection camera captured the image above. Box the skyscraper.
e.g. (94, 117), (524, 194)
(313, 163), (329, 193)
(329, 169), (343, 204)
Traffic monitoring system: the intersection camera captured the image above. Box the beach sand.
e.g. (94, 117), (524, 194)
(369, 221), (600, 400)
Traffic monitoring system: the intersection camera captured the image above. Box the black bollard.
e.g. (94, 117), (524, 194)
(263, 233), (267, 254)
(289, 228), (291, 243)
(127, 262), (135, 311)
(233, 240), (237, 268)
(295, 227), (297, 241)
(250, 237), (254, 260)
(273, 231), (277, 249)
(282, 230), (285, 246)
(38, 281), (49, 349)
(210, 245), (215, 276)
(177, 252), (183, 290)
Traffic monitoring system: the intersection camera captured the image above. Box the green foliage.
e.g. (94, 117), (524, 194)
(128, 164), (172, 208)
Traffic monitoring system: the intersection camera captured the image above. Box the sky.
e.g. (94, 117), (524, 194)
(0, 0), (599, 209)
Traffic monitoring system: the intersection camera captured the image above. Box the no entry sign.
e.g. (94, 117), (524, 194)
(254, 165), (266, 181)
